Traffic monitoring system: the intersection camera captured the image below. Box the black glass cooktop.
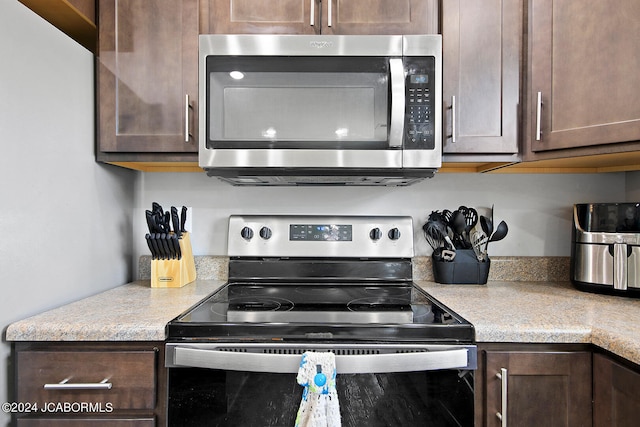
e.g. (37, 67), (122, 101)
(167, 283), (475, 343)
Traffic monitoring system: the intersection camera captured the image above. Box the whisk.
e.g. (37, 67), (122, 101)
(423, 224), (443, 250)
(424, 211), (455, 250)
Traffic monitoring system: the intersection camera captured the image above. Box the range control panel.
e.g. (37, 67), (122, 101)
(228, 215), (414, 258)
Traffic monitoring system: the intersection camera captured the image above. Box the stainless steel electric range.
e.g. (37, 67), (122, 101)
(165, 215), (476, 427)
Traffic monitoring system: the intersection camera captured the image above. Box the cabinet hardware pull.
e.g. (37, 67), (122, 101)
(451, 96), (457, 143)
(310, 0), (315, 26)
(495, 368), (507, 426)
(535, 91), (542, 141)
(44, 378), (112, 390)
(327, 0), (332, 27)
(184, 94), (193, 143)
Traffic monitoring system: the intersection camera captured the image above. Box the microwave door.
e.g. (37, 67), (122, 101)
(206, 56), (392, 150)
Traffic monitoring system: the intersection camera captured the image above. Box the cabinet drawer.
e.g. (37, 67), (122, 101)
(17, 351), (157, 410)
(17, 418), (154, 427)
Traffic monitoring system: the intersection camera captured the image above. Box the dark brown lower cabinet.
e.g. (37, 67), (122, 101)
(17, 419), (154, 426)
(477, 345), (592, 427)
(13, 342), (165, 427)
(593, 353), (640, 427)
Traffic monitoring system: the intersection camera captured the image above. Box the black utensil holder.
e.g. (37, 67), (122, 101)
(432, 249), (490, 284)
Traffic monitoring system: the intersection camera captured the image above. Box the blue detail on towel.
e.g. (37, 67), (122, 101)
(314, 364), (327, 387)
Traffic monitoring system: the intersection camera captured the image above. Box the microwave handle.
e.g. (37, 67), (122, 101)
(170, 346), (471, 374)
(388, 58), (405, 148)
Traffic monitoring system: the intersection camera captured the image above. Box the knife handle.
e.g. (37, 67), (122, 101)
(171, 207), (181, 238)
(163, 212), (171, 232)
(160, 233), (172, 260)
(156, 233), (167, 260)
(145, 234), (156, 260)
(145, 210), (156, 233)
(180, 206), (188, 233)
(150, 233), (162, 260)
(172, 234), (182, 260)
(152, 212), (165, 233)
(168, 234), (175, 260)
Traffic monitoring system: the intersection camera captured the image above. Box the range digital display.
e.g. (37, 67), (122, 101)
(290, 224), (352, 241)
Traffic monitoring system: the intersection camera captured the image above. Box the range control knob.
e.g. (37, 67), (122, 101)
(369, 227), (383, 241)
(388, 228), (401, 240)
(240, 226), (254, 240)
(259, 226), (272, 240)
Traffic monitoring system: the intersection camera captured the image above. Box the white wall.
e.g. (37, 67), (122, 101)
(0, 0), (135, 423)
(626, 171), (640, 201)
(134, 171), (627, 275)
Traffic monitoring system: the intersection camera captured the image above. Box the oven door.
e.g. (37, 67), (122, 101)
(166, 343), (476, 426)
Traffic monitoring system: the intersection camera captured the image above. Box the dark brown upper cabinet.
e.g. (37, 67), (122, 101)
(202, 0), (438, 35)
(320, 0), (438, 34)
(97, 0), (199, 162)
(202, 0), (320, 34)
(442, 0), (522, 160)
(525, 0), (640, 156)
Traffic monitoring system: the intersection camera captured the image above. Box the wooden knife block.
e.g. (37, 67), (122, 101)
(151, 232), (196, 288)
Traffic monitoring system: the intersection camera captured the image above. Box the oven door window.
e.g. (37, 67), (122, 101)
(168, 367), (473, 426)
(206, 56), (391, 149)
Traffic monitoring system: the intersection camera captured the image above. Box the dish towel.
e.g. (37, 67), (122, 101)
(295, 351), (341, 427)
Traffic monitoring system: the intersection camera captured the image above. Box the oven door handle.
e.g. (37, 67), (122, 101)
(168, 345), (475, 373)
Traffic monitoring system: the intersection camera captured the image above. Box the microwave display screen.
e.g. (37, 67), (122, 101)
(410, 75), (429, 84)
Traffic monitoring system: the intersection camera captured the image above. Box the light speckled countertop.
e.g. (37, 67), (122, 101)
(5, 280), (225, 341)
(6, 256), (640, 366)
(417, 280), (640, 365)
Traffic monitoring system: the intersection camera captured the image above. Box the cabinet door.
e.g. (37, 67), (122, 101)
(484, 351), (592, 427)
(321, 0), (438, 34)
(594, 353), (640, 427)
(442, 0), (521, 155)
(98, 0), (199, 153)
(203, 0), (320, 34)
(528, 0), (640, 152)
(204, 0), (436, 35)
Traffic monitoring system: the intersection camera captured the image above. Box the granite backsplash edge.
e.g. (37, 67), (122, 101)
(138, 256), (570, 282)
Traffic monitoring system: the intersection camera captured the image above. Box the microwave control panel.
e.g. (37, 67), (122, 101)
(404, 58), (435, 150)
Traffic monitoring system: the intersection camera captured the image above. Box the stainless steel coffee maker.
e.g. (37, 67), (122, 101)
(571, 203), (640, 297)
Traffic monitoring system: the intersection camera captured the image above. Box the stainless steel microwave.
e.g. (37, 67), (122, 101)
(199, 34), (442, 186)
